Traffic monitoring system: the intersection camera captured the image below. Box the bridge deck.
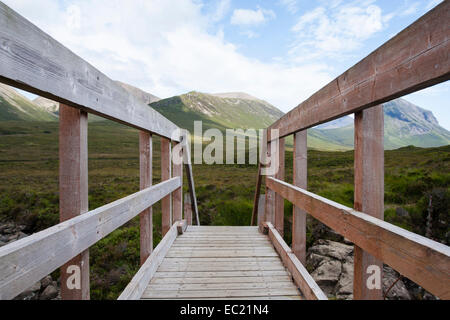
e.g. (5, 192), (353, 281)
(140, 226), (303, 300)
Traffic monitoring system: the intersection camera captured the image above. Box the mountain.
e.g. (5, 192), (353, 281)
(116, 81), (160, 105)
(0, 84), (57, 121)
(150, 91), (284, 132)
(33, 97), (59, 116)
(309, 98), (450, 150)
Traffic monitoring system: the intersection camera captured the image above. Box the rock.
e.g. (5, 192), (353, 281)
(308, 240), (353, 261)
(7, 234), (18, 241)
(40, 285), (58, 300)
(336, 256), (353, 300)
(311, 259), (342, 296)
(0, 240), (5, 247)
(422, 292), (437, 300)
(17, 232), (28, 240)
(382, 266), (412, 300)
(40, 275), (53, 288)
(13, 281), (41, 300)
(0, 235), (8, 242)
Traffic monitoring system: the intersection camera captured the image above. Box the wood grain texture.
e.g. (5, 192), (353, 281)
(161, 138), (172, 236)
(172, 142), (183, 223)
(292, 131), (307, 265)
(0, 3), (180, 141)
(184, 194), (192, 225)
(139, 131), (153, 266)
(264, 141), (275, 225)
(0, 177), (180, 300)
(59, 104), (89, 300)
(251, 129), (266, 226)
(118, 222), (179, 300)
(274, 138), (285, 236)
(257, 195), (266, 233)
(265, 223), (327, 300)
(181, 132), (200, 225)
(266, 177), (450, 299)
(267, 2), (450, 141)
(353, 106), (384, 300)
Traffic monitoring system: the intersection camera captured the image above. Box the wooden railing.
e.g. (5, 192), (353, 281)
(0, 2), (199, 300)
(253, 1), (450, 300)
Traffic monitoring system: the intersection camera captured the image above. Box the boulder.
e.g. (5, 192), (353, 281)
(311, 259), (342, 296)
(382, 266), (412, 300)
(40, 275), (53, 288)
(308, 240), (353, 261)
(13, 281), (41, 300)
(40, 285), (58, 300)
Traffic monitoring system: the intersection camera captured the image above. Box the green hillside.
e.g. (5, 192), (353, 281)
(0, 84), (57, 121)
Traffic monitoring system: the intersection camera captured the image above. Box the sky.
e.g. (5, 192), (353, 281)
(3, 0), (449, 129)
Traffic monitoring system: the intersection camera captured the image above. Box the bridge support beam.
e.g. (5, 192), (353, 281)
(292, 131), (307, 265)
(274, 138), (285, 236)
(172, 141), (183, 223)
(161, 138), (172, 236)
(139, 132), (153, 265)
(353, 106), (384, 300)
(59, 104), (89, 300)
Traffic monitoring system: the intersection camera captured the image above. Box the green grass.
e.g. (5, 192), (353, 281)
(0, 120), (448, 299)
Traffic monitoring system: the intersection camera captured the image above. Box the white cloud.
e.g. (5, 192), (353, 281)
(211, 0), (231, 22)
(279, 0), (299, 14)
(1, 0), (331, 112)
(399, 2), (420, 16)
(230, 7), (276, 26)
(425, 0), (443, 10)
(290, 2), (386, 60)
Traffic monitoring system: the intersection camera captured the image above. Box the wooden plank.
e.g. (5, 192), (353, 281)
(0, 177), (180, 300)
(161, 257), (280, 263)
(181, 132), (200, 225)
(165, 250), (279, 258)
(251, 129), (267, 226)
(147, 281), (296, 291)
(141, 288), (300, 299)
(257, 195), (266, 232)
(184, 194), (192, 225)
(168, 247), (274, 251)
(59, 104), (89, 300)
(177, 220), (187, 235)
(157, 264), (285, 272)
(0, 3), (180, 141)
(166, 296), (301, 300)
(118, 222), (179, 300)
(172, 141), (183, 222)
(266, 177), (450, 299)
(150, 275), (292, 284)
(292, 130), (307, 264)
(353, 106), (384, 300)
(186, 226), (259, 231)
(274, 138), (285, 236)
(139, 131), (153, 266)
(264, 141), (275, 224)
(153, 270), (290, 278)
(161, 137), (172, 236)
(267, 2), (450, 141)
(265, 223), (327, 300)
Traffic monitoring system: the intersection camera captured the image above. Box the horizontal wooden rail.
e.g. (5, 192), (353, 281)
(263, 222), (327, 300)
(118, 220), (186, 300)
(0, 177), (181, 300)
(267, 1), (450, 141)
(0, 3), (180, 141)
(266, 177), (450, 299)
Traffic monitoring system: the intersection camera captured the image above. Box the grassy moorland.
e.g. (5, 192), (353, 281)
(0, 120), (448, 299)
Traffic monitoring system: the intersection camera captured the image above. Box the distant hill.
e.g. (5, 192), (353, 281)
(310, 98), (450, 150)
(0, 84), (57, 121)
(150, 91), (284, 132)
(116, 81), (160, 105)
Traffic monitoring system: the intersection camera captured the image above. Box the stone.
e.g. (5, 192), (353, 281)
(308, 240), (353, 261)
(13, 281), (41, 300)
(40, 285), (58, 300)
(40, 275), (53, 288)
(311, 259), (342, 296)
(17, 232), (28, 240)
(382, 266), (412, 300)
(336, 256), (354, 299)
(0, 240), (5, 247)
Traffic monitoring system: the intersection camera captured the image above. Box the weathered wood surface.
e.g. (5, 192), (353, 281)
(257, 195), (266, 232)
(266, 177), (450, 299)
(251, 129), (267, 226)
(274, 138), (285, 236)
(140, 226), (303, 300)
(264, 141), (275, 225)
(118, 221), (180, 300)
(161, 138), (172, 236)
(0, 177), (181, 300)
(184, 194), (192, 225)
(0, 3), (180, 141)
(172, 141), (183, 223)
(353, 106), (384, 300)
(59, 104), (89, 300)
(139, 131), (153, 265)
(267, 1), (450, 141)
(264, 223), (327, 300)
(177, 220), (187, 235)
(181, 132), (200, 225)
(292, 131), (307, 264)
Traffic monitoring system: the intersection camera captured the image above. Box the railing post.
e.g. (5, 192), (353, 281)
(139, 132), (153, 265)
(59, 104), (89, 300)
(353, 106), (384, 300)
(274, 138), (285, 236)
(173, 141), (183, 222)
(161, 137), (172, 236)
(264, 140), (275, 225)
(292, 131), (307, 264)
(184, 194), (192, 225)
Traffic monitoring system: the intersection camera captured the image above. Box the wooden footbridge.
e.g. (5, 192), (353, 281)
(0, 2), (449, 300)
